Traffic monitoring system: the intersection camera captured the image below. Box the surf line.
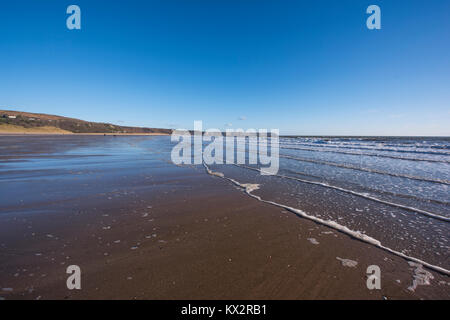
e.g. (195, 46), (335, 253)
(202, 163), (450, 276)
(281, 141), (450, 157)
(279, 145), (450, 164)
(279, 154), (450, 185)
(235, 164), (450, 223)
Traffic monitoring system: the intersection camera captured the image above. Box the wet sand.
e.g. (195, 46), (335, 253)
(0, 136), (449, 299)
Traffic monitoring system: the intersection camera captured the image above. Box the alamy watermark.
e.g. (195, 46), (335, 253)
(66, 265), (81, 290)
(65, 5), (381, 31)
(66, 5), (81, 30)
(366, 5), (381, 30)
(171, 121), (279, 175)
(366, 265), (381, 290)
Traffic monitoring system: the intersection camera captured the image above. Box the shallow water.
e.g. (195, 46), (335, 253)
(0, 135), (175, 212)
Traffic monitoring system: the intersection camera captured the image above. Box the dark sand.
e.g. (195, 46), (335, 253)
(0, 136), (449, 300)
(1, 171), (449, 300)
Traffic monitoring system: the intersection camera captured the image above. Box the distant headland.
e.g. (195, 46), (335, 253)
(0, 109), (172, 135)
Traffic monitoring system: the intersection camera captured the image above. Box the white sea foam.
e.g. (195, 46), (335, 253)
(336, 257), (358, 267)
(240, 183), (260, 193)
(280, 141), (450, 156)
(407, 262), (434, 292)
(204, 166), (225, 178)
(278, 145), (450, 163)
(307, 238), (320, 245)
(203, 163), (450, 276)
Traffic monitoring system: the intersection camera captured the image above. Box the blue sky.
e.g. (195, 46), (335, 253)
(1, 0), (449, 135)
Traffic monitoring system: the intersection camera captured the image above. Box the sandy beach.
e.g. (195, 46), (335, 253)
(2, 0), (450, 306)
(0, 135), (448, 300)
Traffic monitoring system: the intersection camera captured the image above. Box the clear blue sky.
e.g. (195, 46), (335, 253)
(1, 0), (449, 135)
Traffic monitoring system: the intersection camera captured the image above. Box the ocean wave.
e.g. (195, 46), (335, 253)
(279, 145), (450, 163)
(280, 141), (450, 156)
(279, 154), (450, 185)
